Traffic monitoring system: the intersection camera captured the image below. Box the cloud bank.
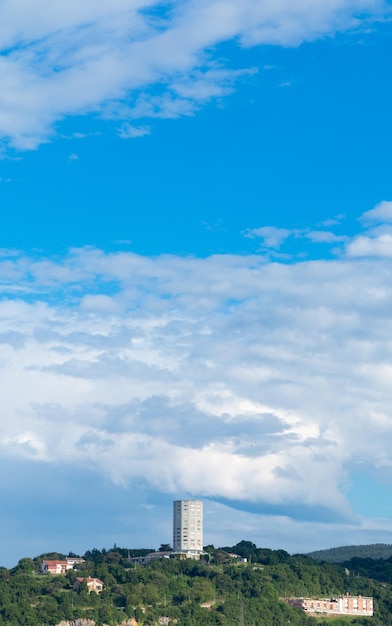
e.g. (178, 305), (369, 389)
(0, 0), (388, 148)
(1, 202), (392, 529)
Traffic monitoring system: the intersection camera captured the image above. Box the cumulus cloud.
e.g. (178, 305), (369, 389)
(118, 124), (151, 138)
(344, 200), (392, 257)
(2, 203), (392, 527)
(345, 233), (392, 257)
(0, 0), (388, 148)
(244, 226), (291, 248)
(244, 224), (348, 252)
(360, 200), (392, 224)
(304, 230), (348, 243)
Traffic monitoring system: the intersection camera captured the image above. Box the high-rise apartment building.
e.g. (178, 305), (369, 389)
(173, 500), (203, 555)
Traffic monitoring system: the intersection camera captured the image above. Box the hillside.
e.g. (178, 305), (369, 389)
(307, 543), (392, 563)
(0, 542), (391, 625)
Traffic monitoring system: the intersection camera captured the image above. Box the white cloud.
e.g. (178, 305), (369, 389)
(304, 230), (348, 243)
(1, 216), (392, 526)
(2, 201), (392, 538)
(170, 67), (256, 101)
(118, 123), (151, 138)
(319, 215), (345, 227)
(244, 225), (348, 251)
(360, 200), (392, 224)
(244, 200), (392, 258)
(0, 0), (388, 148)
(345, 233), (392, 257)
(344, 200), (392, 257)
(244, 226), (291, 248)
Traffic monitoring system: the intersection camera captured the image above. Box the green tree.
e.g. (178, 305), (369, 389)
(159, 543), (173, 552)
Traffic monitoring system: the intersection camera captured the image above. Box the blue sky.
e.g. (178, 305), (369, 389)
(1, 0), (392, 567)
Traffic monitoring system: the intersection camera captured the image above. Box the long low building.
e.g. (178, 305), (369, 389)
(129, 551), (173, 565)
(285, 594), (373, 616)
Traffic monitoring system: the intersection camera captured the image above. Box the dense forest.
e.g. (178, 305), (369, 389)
(308, 544), (392, 563)
(1, 541), (392, 626)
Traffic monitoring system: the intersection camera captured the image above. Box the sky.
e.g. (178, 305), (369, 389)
(1, 0), (392, 567)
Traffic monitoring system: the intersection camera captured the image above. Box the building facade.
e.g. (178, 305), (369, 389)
(73, 577), (104, 594)
(42, 560), (71, 575)
(129, 552), (173, 565)
(42, 557), (85, 575)
(286, 594), (373, 617)
(173, 500), (203, 555)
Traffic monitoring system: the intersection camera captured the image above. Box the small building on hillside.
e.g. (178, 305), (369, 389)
(42, 557), (85, 575)
(66, 557), (85, 568)
(285, 594), (373, 617)
(129, 551), (173, 565)
(42, 560), (70, 575)
(73, 577), (104, 594)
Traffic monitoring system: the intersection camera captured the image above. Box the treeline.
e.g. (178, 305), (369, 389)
(307, 544), (392, 563)
(0, 541), (389, 625)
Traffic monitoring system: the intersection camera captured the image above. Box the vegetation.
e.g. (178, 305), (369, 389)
(0, 541), (390, 625)
(307, 544), (392, 564)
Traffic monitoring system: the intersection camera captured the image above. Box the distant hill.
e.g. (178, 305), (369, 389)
(307, 543), (392, 563)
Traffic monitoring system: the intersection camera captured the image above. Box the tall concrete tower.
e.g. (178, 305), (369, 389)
(173, 499), (203, 555)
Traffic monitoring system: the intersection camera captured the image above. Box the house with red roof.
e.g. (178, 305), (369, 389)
(42, 560), (70, 575)
(73, 577), (104, 594)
